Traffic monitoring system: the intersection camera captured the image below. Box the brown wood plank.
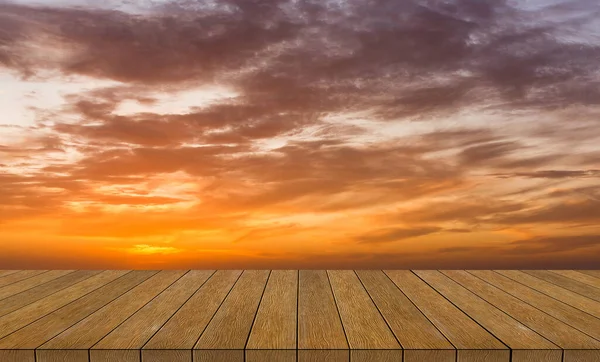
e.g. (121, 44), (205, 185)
(0, 270), (126, 340)
(579, 270), (600, 279)
(0, 271), (20, 278)
(550, 270), (600, 289)
(470, 270), (600, 341)
(384, 270), (508, 362)
(36, 270), (189, 362)
(356, 270), (455, 362)
(0, 271), (155, 350)
(142, 270), (242, 362)
(297, 270), (348, 362)
(91, 270), (213, 362)
(0, 270), (47, 288)
(496, 270), (600, 319)
(443, 270), (600, 362)
(193, 270), (270, 362)
(0, 270), (101, 317)
(328, 270), (400, 361)
(523, 270), (600, 302)
(0, 270), (74, 301)
(246, 270), (297, 357)
(415, 270), (561, 362)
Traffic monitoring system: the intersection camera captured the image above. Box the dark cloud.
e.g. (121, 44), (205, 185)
(356, 226), (442, 244)
(0, 0), (599, 120)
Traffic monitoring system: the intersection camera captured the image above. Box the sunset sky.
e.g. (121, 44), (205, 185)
(0, 0), (599, 269)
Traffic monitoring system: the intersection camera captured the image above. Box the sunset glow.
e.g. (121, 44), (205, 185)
(1, 0), (599, 268)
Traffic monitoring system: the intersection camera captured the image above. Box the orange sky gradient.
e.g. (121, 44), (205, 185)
(1, 0), (600, 269)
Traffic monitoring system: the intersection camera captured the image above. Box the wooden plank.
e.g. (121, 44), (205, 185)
(142, 270), (242, 362)
(415, 270), (561, 362)
(246, 270), (297, 359)
(91, 270), (214, 362)
(0, 270), (101, 317)
(470, 270), (600, 340)
(0, 270), (47, 288)
(193, 270), (270, 362)
(523, 270), (600, 302)
(496, 270), (600, 319)
(297, 270), (348, 362)
(550, 270), (600, 289)
(356, 270), (455, 362)
(384, 270), (508, 362)
(0, 270), (21, 278)
(0, 270), (126, 340)
(443, 270), (600, 362)
(0, 270), (74, 301)
(0, 270), (155, 351)
(579, 270), (600, 279)
(327, 270), (400, 361)
(36, 270), (189, 361)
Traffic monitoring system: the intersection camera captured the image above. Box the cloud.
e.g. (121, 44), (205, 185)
(115, 244), (182, 255)
(492, 170), (600, 179)
(356, 226), (442, 244)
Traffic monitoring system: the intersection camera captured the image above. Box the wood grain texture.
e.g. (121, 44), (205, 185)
(579, 270), (600, 279)
(0, 270), (73, 301)
(0, 270), (47, 288)
(38, 270), (187, 352)
(90, 349), (138, 362)
(0, 270), (156, 349)
(194, 349), (243, 362)
(356, 270), (454, 357)
(524, 270), (600, 302)
(246, 349), (296, 362)
(194, 270), (270, 351)
(36, 350), (87, 362)
(416, 270), (561, 362)
(93, 270), (213, 356)
(247, 270), (297, 350)
(143, 269), (242, 358)
(0, 350), (34, 362)
(0, 270), (126, 339)
(0, 270), (100, 317)
(550, 270), (600, 289)
(298, 350), (348, 362)
(297, 270), (348, 350)
(442, 270), (600, 352)
(385, 270), (509, 362)
(142, 349), (192, 362)
(496, 270), (600, 319)
(0, 271), (20, 278)
(327, 270), (400, 350)
(469, 270), (600, 341)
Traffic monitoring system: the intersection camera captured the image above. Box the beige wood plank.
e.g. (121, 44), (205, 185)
(0, 270), (21, 278)
(524, 270), (600, 302)
(193, 350), (243, 362)
(327, 270), (400, 360)
(298, 270), (348, 351)
(551, 270), (600, 289)
(0, 350), (34, 362)
(579, 270), (600, 279)
(0, 270), (74, 301)
(0, 270), (155, 350)
(0, 270), (47, 288)
(298, 350), (348, 362)
(496, 270), (600, 319)
(0, 270), (101, 317)
(142, 270), (242, 362)
(357, 270), (454, 362)
(384, 270), (508, 362)
(470, 270), (600, 341)
(416, 270), (561, 362)
(247, 270), (297, 350)
(0, 270), (126, 340)
(37, 270), (188, 357)
(193, 270), (269, 362)
(91, 270), (214, 361)
(142, 350), (191, 362)
(443, 270), (600, 362)
(246, 350), (296, 362)
(89, 349), (138, 362)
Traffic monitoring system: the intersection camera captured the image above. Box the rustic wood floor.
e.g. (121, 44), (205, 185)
(0, 270), (599, 362)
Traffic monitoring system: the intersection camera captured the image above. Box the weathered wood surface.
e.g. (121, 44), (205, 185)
(0, 270), (597, 362)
